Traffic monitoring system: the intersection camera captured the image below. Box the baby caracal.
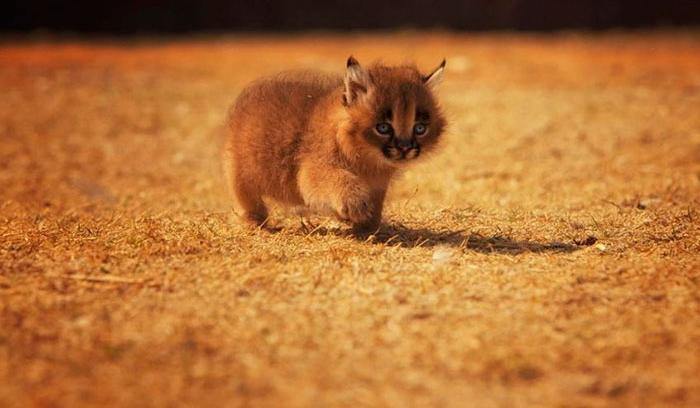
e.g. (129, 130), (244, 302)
(225, 56), (446, 231)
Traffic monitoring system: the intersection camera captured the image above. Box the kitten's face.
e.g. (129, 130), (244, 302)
(343, 58), (446, 166)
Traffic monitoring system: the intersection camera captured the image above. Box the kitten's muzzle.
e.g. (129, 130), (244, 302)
(383, 138), (420, 161)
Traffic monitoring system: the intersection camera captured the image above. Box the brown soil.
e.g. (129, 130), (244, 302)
(1, 31), (699, 407)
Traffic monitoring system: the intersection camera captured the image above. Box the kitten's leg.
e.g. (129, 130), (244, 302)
(233, 180), (269, 227)
(298, 165), (382, 231)
(358, 188), (387, 233)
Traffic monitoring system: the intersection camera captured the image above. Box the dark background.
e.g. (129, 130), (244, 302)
(3, 0), (700, 34)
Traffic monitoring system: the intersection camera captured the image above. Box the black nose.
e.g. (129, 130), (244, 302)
(395, 139), (412, 150)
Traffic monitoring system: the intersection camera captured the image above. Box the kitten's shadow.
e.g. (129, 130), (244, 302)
(306, 222), (592, 254)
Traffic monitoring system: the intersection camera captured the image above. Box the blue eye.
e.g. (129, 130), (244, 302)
(414, 123), (427, 135)
(376, 123), (393, 135)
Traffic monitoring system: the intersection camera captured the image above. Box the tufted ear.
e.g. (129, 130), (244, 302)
(343, 56), (369, 105)
(423, 59), (446, 88)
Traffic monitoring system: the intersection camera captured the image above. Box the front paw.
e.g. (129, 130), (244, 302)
(338, 186), (374, 225)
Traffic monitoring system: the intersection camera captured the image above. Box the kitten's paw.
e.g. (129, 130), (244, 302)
(240, 212), (280, 232)
(338, 185), (374, 226)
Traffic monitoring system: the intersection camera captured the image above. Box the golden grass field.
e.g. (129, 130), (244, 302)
(1, 31), (699, 407)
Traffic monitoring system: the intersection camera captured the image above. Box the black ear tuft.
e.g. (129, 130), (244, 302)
(423, 59), (446, 88)
(347, 56), (360, 68)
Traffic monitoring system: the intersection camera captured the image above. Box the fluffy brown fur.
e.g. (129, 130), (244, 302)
(224, 57), (446, 231)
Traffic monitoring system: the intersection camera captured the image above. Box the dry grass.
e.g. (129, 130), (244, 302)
(1, 31), (700, 407)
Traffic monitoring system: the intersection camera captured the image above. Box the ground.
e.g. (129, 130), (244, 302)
(1, 31), (699, 407)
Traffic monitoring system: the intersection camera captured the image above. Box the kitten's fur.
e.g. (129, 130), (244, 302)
(225, 57), (446, 231)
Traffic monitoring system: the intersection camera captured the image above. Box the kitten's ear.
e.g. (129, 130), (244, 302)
(344, 56), (369, 105)
(423, 59), (446, 88)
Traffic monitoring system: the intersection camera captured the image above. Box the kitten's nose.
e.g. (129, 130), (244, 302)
(395, 139), (412, 150)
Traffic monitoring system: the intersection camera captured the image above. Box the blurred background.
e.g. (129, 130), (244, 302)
(3, 0), (700, 33)
(2, 1), (700, 408)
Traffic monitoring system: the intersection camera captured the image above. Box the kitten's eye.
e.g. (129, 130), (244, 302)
(375, 123), (393, 136)
(414, 123), (427, 136)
